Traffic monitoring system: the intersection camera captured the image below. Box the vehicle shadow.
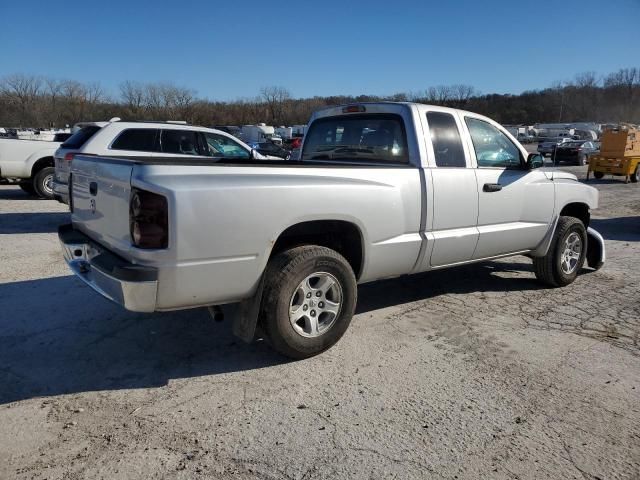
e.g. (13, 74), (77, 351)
(0, 275), (286, 405)
(0, 259), (545, 404)
(356, 260), (543, 314)
(0, 185), (45, 201)
(0, 212), (70, 234)
(590, 216), (640, 242)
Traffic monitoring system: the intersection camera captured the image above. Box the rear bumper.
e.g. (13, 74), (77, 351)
(58, 224), (158, 312)
(52, 179), (69, 204)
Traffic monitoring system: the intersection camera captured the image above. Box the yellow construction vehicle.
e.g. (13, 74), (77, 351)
(587, 125), (640, 183)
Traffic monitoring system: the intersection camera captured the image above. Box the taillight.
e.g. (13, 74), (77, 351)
(129, 188), (168, 249)
(64, 152), (75, 162)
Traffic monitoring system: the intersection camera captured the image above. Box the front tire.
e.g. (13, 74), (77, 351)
(578, 154), (587, 166)
(533, 216), (587, 287)
(261, 245), (357, 359)
(631, 165), (639, 183)
(33, 167), (55, 199)
(593, 171), (605, 179)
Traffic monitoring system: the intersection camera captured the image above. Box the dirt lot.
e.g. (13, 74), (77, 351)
(1, 165), (639, 480)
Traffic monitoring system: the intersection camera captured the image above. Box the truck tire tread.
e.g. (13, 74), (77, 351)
(261, 245), (356, 359)
(533, 216), (586, 287)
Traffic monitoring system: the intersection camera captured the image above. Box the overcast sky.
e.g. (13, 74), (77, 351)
(1, 0), (638, 100)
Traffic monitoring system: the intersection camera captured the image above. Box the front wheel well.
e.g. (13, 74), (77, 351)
(559, 202), (590, 228)
(270, 220), (364, 279)
(30, 156), (54, 177)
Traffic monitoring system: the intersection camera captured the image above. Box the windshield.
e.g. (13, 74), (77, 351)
(301, 114), (408, 164)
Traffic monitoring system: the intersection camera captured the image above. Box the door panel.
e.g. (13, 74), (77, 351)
(473, 169), (554, 259)
(429, 168), (479, 266)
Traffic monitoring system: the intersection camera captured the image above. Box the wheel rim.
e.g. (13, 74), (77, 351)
(561, 232), (582, 274)
(42, 174), (54, 195)
(288, 272), (342, 338)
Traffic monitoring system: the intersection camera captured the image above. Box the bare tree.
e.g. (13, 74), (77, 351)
(260, 86), (291, 124)
(0, 74), (43, 125)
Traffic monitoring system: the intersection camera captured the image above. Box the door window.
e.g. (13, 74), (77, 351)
(111, 129), (159, 152)
(161, 130), (202, 156)
(202, 132), (250, 159)
(426, 112), (466, 167)
(465, 118), (522, 168)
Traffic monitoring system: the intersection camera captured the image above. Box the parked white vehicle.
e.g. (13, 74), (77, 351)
(53, 120), (277, 204)
(0, 137), (63, 198)
(240, 124), (282, 144)
(59, 102), (605, 359)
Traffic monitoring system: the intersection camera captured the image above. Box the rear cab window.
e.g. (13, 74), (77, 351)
(110, 129), (159, 152)
(301, 114), (408, 164)
(61, 126), (101, 149)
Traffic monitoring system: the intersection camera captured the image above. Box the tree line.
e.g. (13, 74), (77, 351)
(0, 67), (638, 129)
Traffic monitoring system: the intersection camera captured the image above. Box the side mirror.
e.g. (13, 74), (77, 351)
(527, 153), (545, 169)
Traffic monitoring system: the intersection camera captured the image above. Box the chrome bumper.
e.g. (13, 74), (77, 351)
(58, 224), (158, 312)
(52, 179), (69, 204)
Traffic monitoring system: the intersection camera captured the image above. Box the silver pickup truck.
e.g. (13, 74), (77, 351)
(59, 102), (605, 358)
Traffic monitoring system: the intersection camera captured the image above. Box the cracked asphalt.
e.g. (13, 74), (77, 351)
(0, 164), (639, 479)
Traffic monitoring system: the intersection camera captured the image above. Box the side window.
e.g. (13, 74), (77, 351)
(202, 132), (250, 159)
(465, 117), (522, 168)
(161, 130), (201, 156)
(426, 112), (466, 167)
(111, 129), (159, 152)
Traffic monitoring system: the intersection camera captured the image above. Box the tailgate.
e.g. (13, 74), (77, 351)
(70, 155), (134, 257)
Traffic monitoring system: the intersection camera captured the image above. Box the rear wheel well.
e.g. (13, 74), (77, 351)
(270, 220), (364, 279)
(559, 202), (590, 227)
(30, 157), (54, 177)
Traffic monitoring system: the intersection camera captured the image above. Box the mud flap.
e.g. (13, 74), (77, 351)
(586, 227), (605, 270)
(231, 275), (266, 343)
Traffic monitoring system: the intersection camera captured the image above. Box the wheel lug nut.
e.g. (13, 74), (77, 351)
(315, 291), (322, 297)
(306, 292), (312, 298)
(310, 310), (316, 317)
(318, 302), (324, 308)
(303, 305), (308, 311)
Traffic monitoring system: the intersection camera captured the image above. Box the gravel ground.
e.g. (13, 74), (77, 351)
(0, 165), (639, 480)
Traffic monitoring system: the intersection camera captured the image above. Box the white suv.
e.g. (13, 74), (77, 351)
(53, 120), (268, 204)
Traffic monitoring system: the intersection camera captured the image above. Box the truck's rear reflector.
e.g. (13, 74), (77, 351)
(129, 188), (168, 249)
(342, 105), (366, 113)
(64, 152), (75, 161)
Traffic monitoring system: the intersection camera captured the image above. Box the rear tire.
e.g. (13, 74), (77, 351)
(593, 171), (604, 179)
(533, 216), (587, 287)
(261, 245), (357, 359)
(33, 167), (55, 199)
(19, 182), (36, 196)
(631, 165), (639, 183)
(578, 154), (587, 166)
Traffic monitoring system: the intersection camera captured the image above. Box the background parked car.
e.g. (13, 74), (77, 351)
(553, 140), (599, 165)
(53, 121), (271, 204)
(249, 141), (291, 160)
(537, 137), (572, 156)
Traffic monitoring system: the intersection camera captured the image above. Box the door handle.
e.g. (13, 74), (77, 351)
(483, 183), (502, 192)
